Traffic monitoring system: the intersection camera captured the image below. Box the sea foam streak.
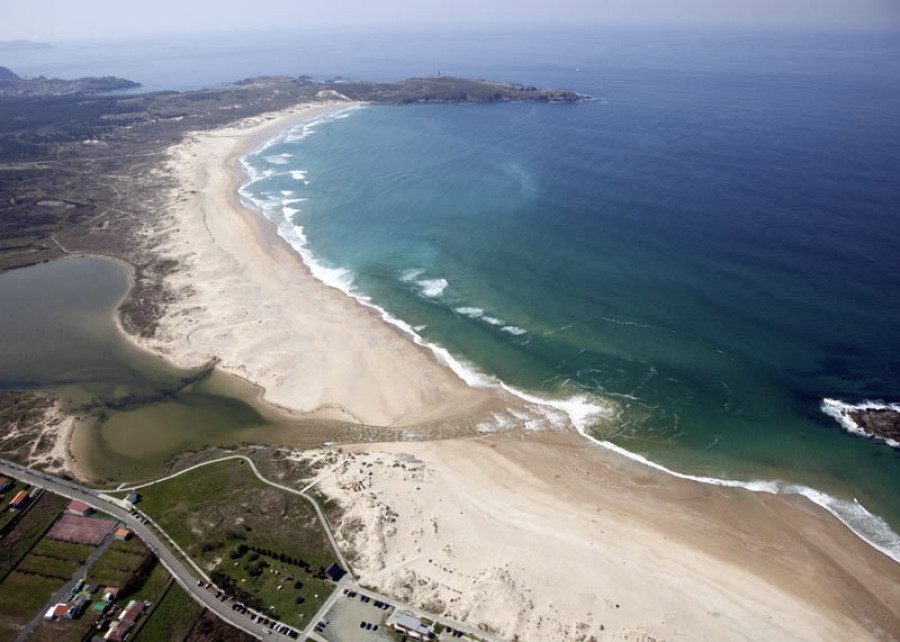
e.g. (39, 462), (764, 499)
(240, 106), (900, 566)
(454, 306), (528, 337)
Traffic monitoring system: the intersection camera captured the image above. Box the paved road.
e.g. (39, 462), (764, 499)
(0, 460), (266, 640)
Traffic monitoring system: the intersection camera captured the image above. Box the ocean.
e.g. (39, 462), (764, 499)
(5, 27), (900, 558)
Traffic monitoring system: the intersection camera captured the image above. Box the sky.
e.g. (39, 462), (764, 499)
(2, 0), (898, 41)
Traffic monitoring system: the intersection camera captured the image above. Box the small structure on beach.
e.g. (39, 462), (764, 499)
(325, 563), (347, 582)
(8, 490), (29, 509)
(391, 612), (431, 639)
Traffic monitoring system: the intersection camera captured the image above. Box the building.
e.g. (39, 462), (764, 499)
(391, 612), (432, 639)
(9, 490), (29, 509)
(114, 528), (133, 541)
(44, 604), (69, 620)
(102, 587), (120, 602)
(125, 491), (140, 504)
(66, 500), (93, 516)
(104, 619), (133, 642)
(0, 477), (12, 493)
(120, 600), (147, 622)
(66, 595), (90, 619)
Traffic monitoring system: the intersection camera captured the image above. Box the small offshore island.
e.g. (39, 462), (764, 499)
(1, 67), (899, 642)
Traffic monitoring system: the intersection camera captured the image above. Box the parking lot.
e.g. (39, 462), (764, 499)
(318, 589), (396, 642)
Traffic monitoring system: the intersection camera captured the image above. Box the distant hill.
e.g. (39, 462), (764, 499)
(0, 40), (52, 51)
(0, 67), (140, 97)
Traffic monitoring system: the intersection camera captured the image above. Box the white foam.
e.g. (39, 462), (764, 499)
(482, 315), (505, 326)
(455, 306), (485, 318)
(418, 278), (448, 298)
(280, 190), (295, 196)
(283, 207), (302, 217)
(400, 268), (424, 282)
(290, 170), (308, 181)
(502, 325), (528, 336)
(265, 155), (290, 165)
(575, 428), (900, 563)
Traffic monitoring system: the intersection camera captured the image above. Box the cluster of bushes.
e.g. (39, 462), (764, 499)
(229, 544), (329, 579)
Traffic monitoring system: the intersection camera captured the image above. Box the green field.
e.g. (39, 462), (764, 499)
(0, 571), (63, 632)
(18, 539), (94, 580)
(127, 559), (173, 605)
(0, 493), (66, 583)
(133, 581), (202, 642)
(129, 458), (337, 627)
(86, 537), (149, 588)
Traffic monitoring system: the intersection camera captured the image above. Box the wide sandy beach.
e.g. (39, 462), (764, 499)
(125, 103), (900, 640)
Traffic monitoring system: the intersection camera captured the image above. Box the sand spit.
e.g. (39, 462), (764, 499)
(302, 434), (900, 641)
(135, 102), (501, 428)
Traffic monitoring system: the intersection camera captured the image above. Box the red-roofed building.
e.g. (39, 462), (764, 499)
(44, 603), (69, 620)
(104, 619), (133, 642)
(114, 528), (133, 541)
(66, 500), (93, 516)
(9, 490), (29, 509)
(0, 477), (12, 493)
(120, 600), (146, 622)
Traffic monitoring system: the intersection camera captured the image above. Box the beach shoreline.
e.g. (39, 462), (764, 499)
(100, 102), (900, 640)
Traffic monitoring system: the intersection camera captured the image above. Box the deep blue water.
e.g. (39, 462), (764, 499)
(5, 27), (900, 558)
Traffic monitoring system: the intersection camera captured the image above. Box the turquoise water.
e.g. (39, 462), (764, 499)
(238, 31), (900, 559)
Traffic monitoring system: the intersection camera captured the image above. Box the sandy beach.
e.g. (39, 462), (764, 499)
(303, 434), (900, 641)
(136, 101), (508, 428)
(127, 104), (900, 641)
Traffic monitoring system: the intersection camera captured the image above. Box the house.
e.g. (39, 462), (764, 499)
(9, 490), (29, 509)
(0, 477), (12, 493)
(44, 604), (69, 620)
(125, 491), (140, 504)
(114, 528), (133, 541)
(66, 595), (90, 619)
(325, 563), (347, 582)
(119, 600), (147, 622)
(392, 612), (431, 639)
(66, 500), (93, 516)
(104, 619), (133, 642)
(102, 587), (120, 602)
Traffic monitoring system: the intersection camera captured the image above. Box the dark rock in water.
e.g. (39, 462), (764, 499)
(847, 409), (900, 446)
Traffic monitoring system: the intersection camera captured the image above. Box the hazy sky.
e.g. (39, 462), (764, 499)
(3, 0), (898, 41)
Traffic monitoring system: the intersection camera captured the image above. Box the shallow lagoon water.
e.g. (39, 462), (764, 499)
(0, 257), (343, 480)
